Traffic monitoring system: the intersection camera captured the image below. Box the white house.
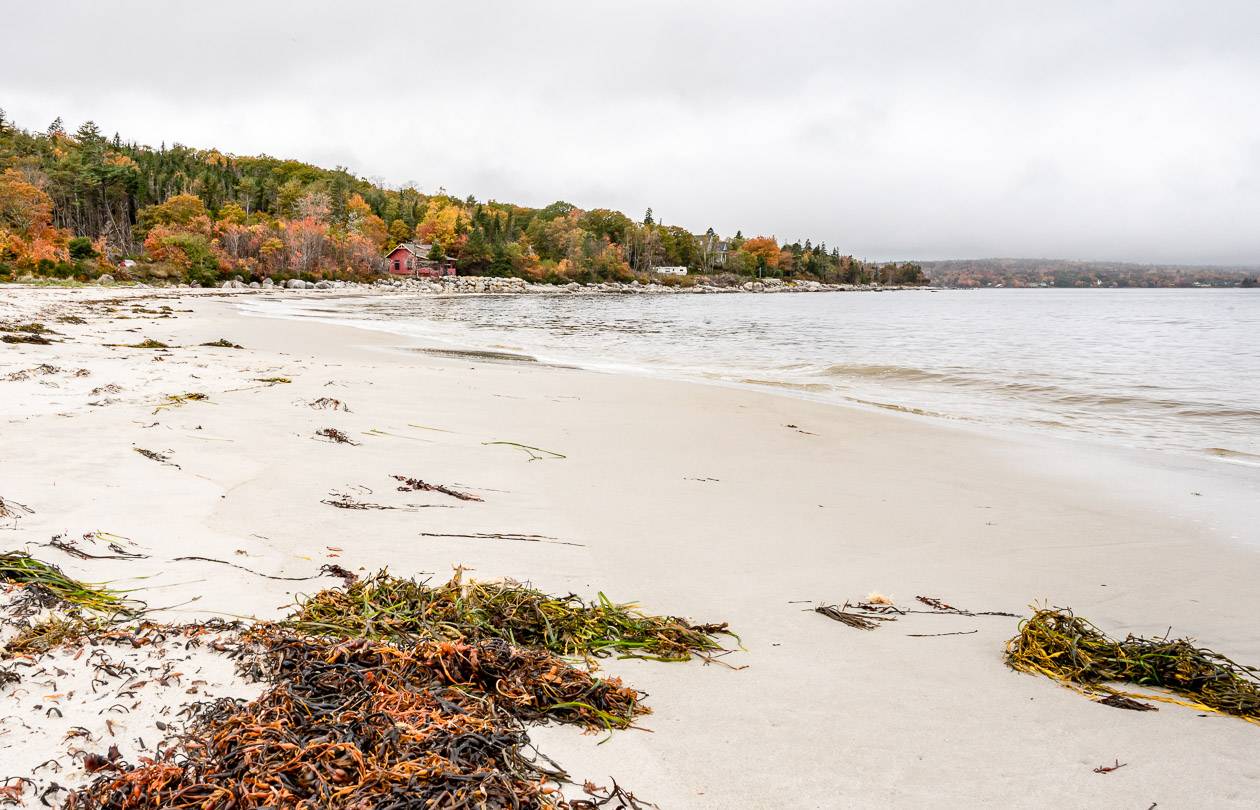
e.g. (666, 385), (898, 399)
(653, 266), (688, 276)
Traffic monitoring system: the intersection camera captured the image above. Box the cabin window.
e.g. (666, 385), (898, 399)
(406, 258), (413, 269)
(393, 260), (400, 272)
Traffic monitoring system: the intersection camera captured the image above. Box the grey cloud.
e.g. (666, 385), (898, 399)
(1, 0), (1257, 263)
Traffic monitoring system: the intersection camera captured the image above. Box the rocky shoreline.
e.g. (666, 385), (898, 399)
(208, 275), (916, 294)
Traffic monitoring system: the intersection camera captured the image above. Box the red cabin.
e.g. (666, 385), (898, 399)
(384, 243), (456, 277)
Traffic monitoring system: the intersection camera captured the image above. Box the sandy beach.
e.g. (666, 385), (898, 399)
(2, 285), (1259, 808)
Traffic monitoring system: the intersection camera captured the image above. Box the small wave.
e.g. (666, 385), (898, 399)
(817, 363), (1255, 418)
(738, 378), (831, 393)
(411, 347), (537, 363)
(844, 397), (947, 418)
(1178, 408), (1260, 420)
(818, 363), (952, 383)
(1204, 448), (1260, 465)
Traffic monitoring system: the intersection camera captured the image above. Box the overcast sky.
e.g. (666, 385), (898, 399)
(2, 1), (1258, 264)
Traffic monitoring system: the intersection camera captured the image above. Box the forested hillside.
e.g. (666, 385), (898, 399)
(0, 111), (925, 287)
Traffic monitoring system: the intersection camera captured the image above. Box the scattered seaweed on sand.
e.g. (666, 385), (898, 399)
(46, 532), (147, 560)
(814, 595), (1015, 632)
(281, 569), (734, 663)
(916, 595), (1018, 617)
(308, 396), (349, 411)
(573, 781), (658, 810)
(321, 493), (394, 510)
(0, 496), (34, 528)
(57, 315), (87, 325)
(171, 555), (333, 581)
(485, 440), (567, 461)
(393, 474), (483, 501)
(1005, 607), (1260, 723)
(420, 531), (584, 547)
(814, 604), (896, 630)
(0, 552), (136, 615)
(315, 427), (359, 445)
(111, 338), (170, 349)
(152, 391), (208, 413)
(133, 448), (179, 468)
(4, 614), (102, 657)
(253, 376), (291, 384)
(2, 332), (53, 345)
(199, 338), (243, 349)
(90, 383), (123, 396)
(2, 322), (53, 334)
(67, 633), (650, 809)
(3, 365), (60, 382)
(1098, 693), (1157, 712)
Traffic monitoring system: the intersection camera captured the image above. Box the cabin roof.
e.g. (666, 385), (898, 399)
(386, 242), (432, 259)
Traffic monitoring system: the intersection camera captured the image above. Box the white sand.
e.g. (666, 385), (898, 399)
(2, 285), (1258, 808)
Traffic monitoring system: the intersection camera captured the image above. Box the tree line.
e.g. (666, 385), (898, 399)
(0, 110), (926, 286)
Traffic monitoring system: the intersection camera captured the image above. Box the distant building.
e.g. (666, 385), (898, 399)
(653, 266), (688, 276)
(712, 240), (730, 267)
(384, 243), (456, 277)
(695, 231), (730, 268)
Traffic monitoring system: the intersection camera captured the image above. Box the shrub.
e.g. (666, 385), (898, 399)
(67, 236), (96, 260)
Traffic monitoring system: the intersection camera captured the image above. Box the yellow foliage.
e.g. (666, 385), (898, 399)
(416, 202), (467, 246)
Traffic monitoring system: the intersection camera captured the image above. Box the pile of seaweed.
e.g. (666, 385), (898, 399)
(282, 569), (735, 662)
(0, 563), (726, 808)
(67, 635), (648, 809)
(1006, 607), (1260, 723)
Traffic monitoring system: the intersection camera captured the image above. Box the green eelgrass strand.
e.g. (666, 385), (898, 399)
(1006, 606), (1260, 724)
(280, 569), (734, 662)
(0, 551), (136, 616)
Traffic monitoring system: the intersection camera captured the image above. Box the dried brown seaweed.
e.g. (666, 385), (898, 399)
(392, 474), (483, 501)
(315, 427), (358, 445)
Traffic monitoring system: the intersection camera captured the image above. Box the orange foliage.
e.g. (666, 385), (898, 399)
(0, 169), (69, 265)
(740, 236), (780, 268)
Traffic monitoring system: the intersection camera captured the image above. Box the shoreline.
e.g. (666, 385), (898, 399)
(236, 290), (1260, 485)
(6, 276), (932, 296)
(2, 285), (1259, 807)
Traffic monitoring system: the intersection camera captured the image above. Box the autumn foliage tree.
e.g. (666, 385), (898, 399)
(0, 110), (924, 286)
(0, 168), (69, 266)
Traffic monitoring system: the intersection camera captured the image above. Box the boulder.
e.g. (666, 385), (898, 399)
(314, 280), (334, 290)
(285, 279), (305, 289)
(96, 274), (115, 285)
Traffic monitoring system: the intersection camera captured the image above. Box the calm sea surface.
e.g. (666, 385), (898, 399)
(244, 289), (1260, 463)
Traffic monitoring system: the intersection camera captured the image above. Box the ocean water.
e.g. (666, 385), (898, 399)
(243, 289), (1260, 463)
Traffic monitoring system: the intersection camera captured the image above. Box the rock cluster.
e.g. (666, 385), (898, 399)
(169, 275), (891, 295)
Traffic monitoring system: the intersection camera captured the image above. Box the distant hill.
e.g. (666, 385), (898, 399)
(921, 258), (1259, 288)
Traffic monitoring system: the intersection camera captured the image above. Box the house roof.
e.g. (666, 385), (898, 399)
(387, 242), (432, 259)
